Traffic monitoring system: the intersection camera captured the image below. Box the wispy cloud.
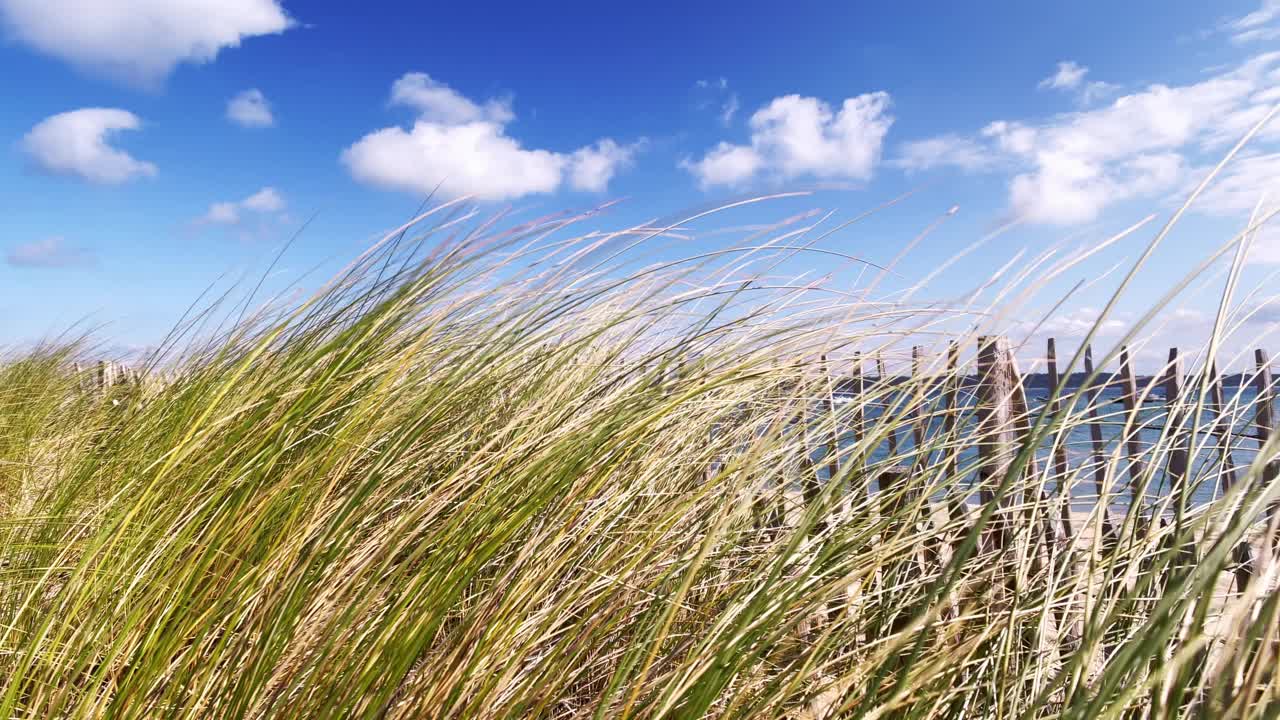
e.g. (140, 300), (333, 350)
(892, 134), (996, 173)
(227, 89), (275, 128)
(1038, 61), (1088, 91)
(1224, 0), (1280, 44)
(897, 53), (1280, 225)
(1037, 61), (1119, 106)
(694, 76), (739, 126)
(198, 187), (287, 225)
(5, 237), (96, 268)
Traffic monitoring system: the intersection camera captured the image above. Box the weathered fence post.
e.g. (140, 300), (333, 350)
(851, 352), (865, 473)
(1207, 361), (1255, 591)
(942, 341), (965, 524)
(1083, 346), (1118, 543)
(1161, 348), (1197, 574)
(821, 354), (840, 490)
(1046, 338), (1075, 540)
(1254, 350), (1278, 514)
(976, 336), (1017, 550)
(1119, 347), (1149, 530)
(877, 353), (900, 460)
(912, 346), (927, 456)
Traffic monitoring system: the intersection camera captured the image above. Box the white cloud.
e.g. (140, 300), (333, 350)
(390, 72), (513, 125)
(1079, 80), (1121, 106)
(1014, 305), (1127, 341)
(1039, 61), (1088, 91)
(684, 92), (894, 188)
(1196, 152), (1280, 216)
(1226, 0), (1280, 44)
(241, 186), (285, 212)
(0, 0), (293, 87)
(21, 108), (157, 184)
(227, 88), (274, 128)
(680, 143), (764, 189)
(1038, 61), (1119, 106)
(1248, 226), (1280, 263)
(892, 134), (995, 173)
(901, 53), (1280, 225)
(343, 73), (637, 201)
(344, 121), (565, 201)
(200, 186), (286, 224)
(5, 237), (95, 268)
(568, 139), (638, 192)
(693, 76), (739, 126)
(720, 93), (740, 127)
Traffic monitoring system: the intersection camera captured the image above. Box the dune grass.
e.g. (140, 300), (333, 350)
(2, 194), (1280, 719)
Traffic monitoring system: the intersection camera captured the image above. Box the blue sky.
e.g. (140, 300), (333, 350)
(2, 1), (1279, 367)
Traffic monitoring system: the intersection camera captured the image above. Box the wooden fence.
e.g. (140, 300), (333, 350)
(762, 335), (1278, 592)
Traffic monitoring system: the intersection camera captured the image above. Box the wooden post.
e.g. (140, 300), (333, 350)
(877, 353), (900, 460)
(851, 352), (865, 471)
(1083, 346), (1118, 543)
(1207, 362), (1255, 591)
(1162, 348), (1196, 573)
(1119, 347), (1148, 524)
(943, 342), (965, 523)
(1046, 338), (1074, 540)
(976, 336), (1017, 550)
(1254, 349), (1278, 502)
(912, 346), (927, 455)
(821, 354), (840, 488)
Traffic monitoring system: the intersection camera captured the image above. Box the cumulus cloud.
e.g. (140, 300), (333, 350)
(227, 88), (274, 127)
(21, 108), (157, 184)
(0, 0), (293, 87)
(680, 142), (764, 189)
(390, 72), (513, 125)
(5, 237), (95, 268)
(342, 73), (639, 201)
(684, 92), (894, 188)
(568, 139), (638, 192)
(199, 186), (286, 224)
(899, 53), (1280, 224)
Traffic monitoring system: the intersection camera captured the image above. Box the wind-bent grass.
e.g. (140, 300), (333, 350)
(2, 197), (1280, 719)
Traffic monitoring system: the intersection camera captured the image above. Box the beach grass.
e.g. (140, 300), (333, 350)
(2, 193), (1280, 719)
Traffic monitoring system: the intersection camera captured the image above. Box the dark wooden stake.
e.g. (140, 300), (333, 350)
(1046, 338), (1074, 540)
(1083, 346), (1118, 543)
(1161, 348), (1197, 574)
(1119, 346), (1149, 528)
(877, 353), (900, 459)
(1207, 361), (1255, 591)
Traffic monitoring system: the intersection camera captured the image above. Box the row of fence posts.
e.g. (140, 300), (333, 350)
(72, 361), (139, 392)
(765, 335), (1278, 595)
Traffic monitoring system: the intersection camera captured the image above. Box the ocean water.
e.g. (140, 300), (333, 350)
(819, 383), (1272, 512)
